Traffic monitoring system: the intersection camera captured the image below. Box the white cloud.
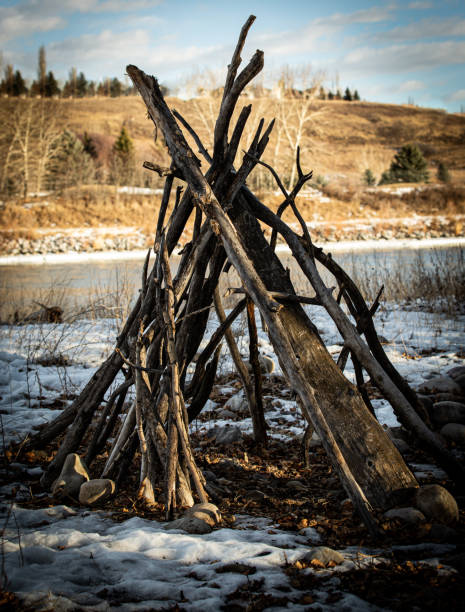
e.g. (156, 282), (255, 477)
(83, 1), (162, 13)
(47, 28), (223, 79)
(446, 88), (465, 101)
(0, 0), (162, 45)
(378, 17), (465, 41)
(0, 6), (64, 44)
(253, 6), (396, 60)
(313, 5), (396, 26)
(397, 79), (426, 91)
(408, 1), (433, 8)
(343, 41), (465, 73)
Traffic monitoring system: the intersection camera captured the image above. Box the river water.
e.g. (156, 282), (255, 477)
(0, 240), (463, 320)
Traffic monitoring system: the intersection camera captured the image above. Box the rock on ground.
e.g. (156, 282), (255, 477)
(383, 507), (426, 525)
(79, 479), (116, 506)
(440, 423), (465, 444)
(414, 484), (459, 525)
(209, 425), (244, 445)
(418, 376), (463, 396)
(165, 503), (222, 534)
(184, 502), (222, 527)
(51, 454), (89, 500)
(431, 401), (465, 426)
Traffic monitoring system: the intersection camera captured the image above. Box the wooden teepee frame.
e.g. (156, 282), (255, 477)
(27, 16), (463, 535)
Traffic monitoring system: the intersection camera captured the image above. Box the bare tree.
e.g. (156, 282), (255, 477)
(0, 99), (61, 196)
(272, 65), (325, 188)
(38, 45), (46, 97)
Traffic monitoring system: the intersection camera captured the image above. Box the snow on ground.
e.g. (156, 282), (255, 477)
(0, 297), (463, 609)
(1, 502), (406, 612)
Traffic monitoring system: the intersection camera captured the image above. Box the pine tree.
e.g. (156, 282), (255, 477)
(44, 71), (60, 97)
(48, 130), (95, 190)
(437, 161), (450, 183)
(363, 169), (376, 186)
(353, 89), (360, 101)
(111, 125), (135, 185)
(343, 87), (352, 101)
(12, 70), (27, 96)
(110, 77), (122, 97)
(114, 126), (133, 156)
(327, 91), (334, 100)
(379, 144), (429, 184)
(76, 72), (88, 97)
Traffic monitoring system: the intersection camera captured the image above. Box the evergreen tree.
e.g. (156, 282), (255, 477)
(363, 169), (376, 186)
(76, 71), (88, 97)
(353, 89), (360, 101)
(44, 71), (60, 97)
(110, 77), (122, 97)
(378, 170), (394, 185)
(335, 89), (342, 100)
(437, 161), (450, 183)
(48, 130), (95, 190)
(114, 126), (133, 156)
(343, 87), (352, 101)
(379, 144), (429, 184)
(111, 125), (135, 185)
(327, 91), (334, 100)
(12, 70), (27, 96)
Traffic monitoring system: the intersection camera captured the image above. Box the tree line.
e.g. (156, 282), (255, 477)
(0, 46), (141, 98)
(319, 86), (360, 101)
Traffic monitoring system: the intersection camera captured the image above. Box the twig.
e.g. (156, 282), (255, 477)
(115, 348), (164, 374)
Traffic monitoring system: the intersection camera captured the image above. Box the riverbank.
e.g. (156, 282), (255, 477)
(1, 212), (463, 261)
(1, 236), (465, 267)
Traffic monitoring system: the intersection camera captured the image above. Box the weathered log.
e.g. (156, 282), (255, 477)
(245, 189), (465, 486)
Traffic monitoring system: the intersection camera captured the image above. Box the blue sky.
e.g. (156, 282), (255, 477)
(1, 0), (464, 111)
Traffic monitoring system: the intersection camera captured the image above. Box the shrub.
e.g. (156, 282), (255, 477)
(47, 130), (96, 190)
(437, 161), (450, 183)
(363, 169), (376, 186)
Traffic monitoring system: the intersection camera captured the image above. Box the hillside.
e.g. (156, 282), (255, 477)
(46, 95), (465, 181)
(1, 95), (464, 254)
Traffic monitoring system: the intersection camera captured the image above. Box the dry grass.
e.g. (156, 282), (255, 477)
(1, 95), (464, 238)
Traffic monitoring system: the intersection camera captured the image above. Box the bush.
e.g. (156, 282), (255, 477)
(363, 169), (376, 186)
(437, 161), (450, 183)
(47, 130), (96, 190)
(379, 144), (429, 184)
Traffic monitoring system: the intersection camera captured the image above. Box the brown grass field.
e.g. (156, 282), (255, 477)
(1, 95), (464, 242)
